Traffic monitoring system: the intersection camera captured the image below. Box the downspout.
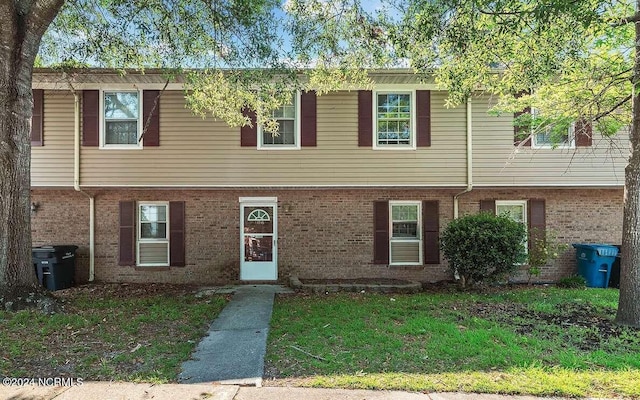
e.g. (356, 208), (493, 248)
(72, 90), (95, 282)
(453, 97), (474, 218)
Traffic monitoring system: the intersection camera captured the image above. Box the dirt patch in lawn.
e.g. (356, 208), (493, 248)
(55, 282), (200, 300)
(468, 302), (640, 351)
(299, 278), (412, 285)
(1, 283), (227, 382)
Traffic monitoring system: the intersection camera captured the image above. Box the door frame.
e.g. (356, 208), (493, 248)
(239, 197), (278, 280)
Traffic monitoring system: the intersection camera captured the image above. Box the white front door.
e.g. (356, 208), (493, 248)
(240, 198), (277, 280)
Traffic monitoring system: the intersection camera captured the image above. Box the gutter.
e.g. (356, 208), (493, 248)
(72, 89), (95, 282)
(453, 97), (474, 218)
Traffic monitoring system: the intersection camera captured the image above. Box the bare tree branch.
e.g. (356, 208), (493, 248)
(138, 78), (170, 143)
(594, 95), (633, 122)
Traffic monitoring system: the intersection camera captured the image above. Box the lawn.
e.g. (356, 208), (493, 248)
(265, 287), (640, 397)
(0, 283), (226, 383)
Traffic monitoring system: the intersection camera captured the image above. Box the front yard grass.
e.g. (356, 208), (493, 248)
(265, 287), (640, 397)
(0, 284), (226, 382)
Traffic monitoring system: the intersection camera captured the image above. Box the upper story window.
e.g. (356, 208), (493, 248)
(533, 124), (575, 149)
(375, 92), (415, 149)
(259, 92), (300, 149)
(102, 90), (142, 148)
(531, 109), (575, 149)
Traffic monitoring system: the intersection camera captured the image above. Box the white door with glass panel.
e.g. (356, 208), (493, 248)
(240, 198), (277, 280)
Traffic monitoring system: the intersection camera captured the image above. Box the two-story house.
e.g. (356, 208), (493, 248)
(30, 69), (626, 285)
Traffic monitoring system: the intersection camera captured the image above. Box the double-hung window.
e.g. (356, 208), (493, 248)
(389, 201), (422, 265)
(137, 202), (169, 266)
(533, 125), (575, 149)
(495, 200), (528, 253)
(375, 92), (414, 149)
(102, 90), (142, 148)
(259, 92), (300, 149)
(531, 109), (575, 149)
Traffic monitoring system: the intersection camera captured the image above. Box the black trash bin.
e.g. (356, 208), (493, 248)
(609, 245), (622, 289)
(32, 245), (78, 291)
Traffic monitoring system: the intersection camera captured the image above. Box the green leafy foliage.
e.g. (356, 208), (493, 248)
(527, 230), (569, 283)
(41, 0), (285, 69)
(440, 212), (527, 286)
(558, 275), (587, 288)
(38, 0), (310, 134)
(384, 0), (634, 142)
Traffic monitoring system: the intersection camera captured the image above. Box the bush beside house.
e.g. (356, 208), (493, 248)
(440, 212), (527, 287)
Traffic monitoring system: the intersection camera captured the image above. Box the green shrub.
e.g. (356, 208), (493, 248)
(440, 212), (527, 287)
(527, 229), (569, 284)
(557, 275), (587, 288)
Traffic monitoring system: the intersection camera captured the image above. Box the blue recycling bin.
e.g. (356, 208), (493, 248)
(572, 244), (619, 288)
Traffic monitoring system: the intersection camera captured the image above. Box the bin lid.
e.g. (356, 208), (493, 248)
(51, 245), (78, 252)
(32, 246), (56, 254)
(572, 243), (619, 257)
(32, 245), (78, 257)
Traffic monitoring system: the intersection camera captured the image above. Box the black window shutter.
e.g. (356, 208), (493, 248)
(240, 107), (257, 147)
(358, 91), (373, 147)
(142, 90), (160, 146)
(373, 200), (389, 264)
(301, 90), (317, 147)
(423, 200), (440, 264)
(83, 90), (100, 146)
(528, 199), (546, 253)
(119, 201), (136, 266)
(170, 201), (186, 267)
(480, 199), (496, 214)
(31, 89), (44, 146)
(416, 90), (431, 147)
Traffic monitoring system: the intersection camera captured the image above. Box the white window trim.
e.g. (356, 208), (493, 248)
(258, 91), (301, 150)
(137, 201), (170, 267)
(530, 109), (576, 150)
(100, 89), (143, 150)
(373, 90), (416, 150)
(247, 209), (271, 222)
(495, 200), (528, 254)
(389, 200), (423, 266)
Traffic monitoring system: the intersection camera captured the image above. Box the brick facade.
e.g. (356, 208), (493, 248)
(31, 190), (91, 283)
(459, 188), (623, 282)
(31, 187), (623, 285)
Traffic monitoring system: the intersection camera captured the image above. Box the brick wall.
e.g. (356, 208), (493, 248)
(31, 190), (90, 283)
(31, 187), (623, 285)
(458, 188), (623, 282)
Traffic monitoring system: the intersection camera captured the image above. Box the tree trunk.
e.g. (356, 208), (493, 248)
(0, 69), (38, 298)
(0, 0), (64, 302)
(615, 4), (640, 328)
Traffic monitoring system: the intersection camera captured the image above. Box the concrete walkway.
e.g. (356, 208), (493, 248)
(0, 382), (602, 400)
(178, 285), (291, 386)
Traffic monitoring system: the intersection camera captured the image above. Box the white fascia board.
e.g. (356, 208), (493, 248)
(32, 82), (186, 91)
